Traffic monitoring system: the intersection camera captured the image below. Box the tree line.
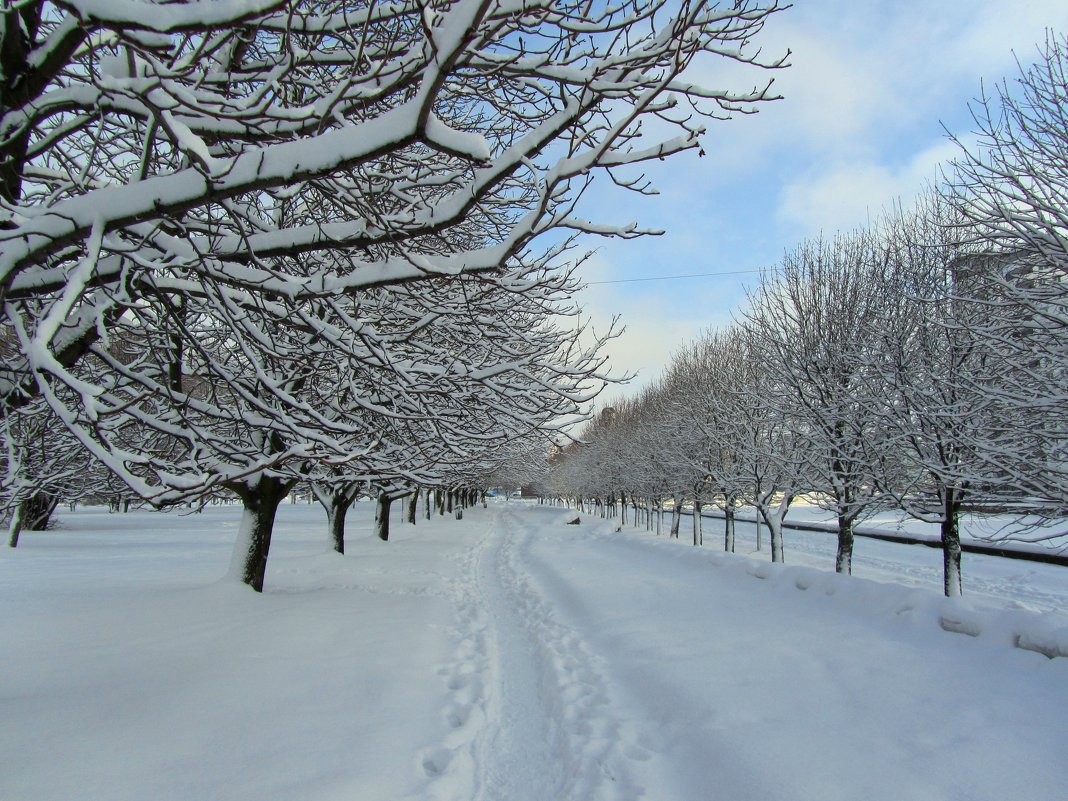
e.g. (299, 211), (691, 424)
(546, 32), (1068, 598)
(0, 0), (787, 589)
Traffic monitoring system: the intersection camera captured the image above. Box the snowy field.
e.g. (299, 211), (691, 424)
(675, 503), (1068, 615)
(3, 501), (1067, 801)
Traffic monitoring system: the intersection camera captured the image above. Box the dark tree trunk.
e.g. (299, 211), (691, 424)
(836, 514), (854, 574)
(20, 492), (58, 532)
(167, 297), (186, 393)
(670, 495), (682, 538)
(311, 482), (359, 554)
(7, 504), (23, 548)
(230, 475), (293, 592)
(942, 491), (963, 597)
(0, 128), (29, 207)
(693, 497), (703, 546)
(0, 4), (39, 206)
(406, 491), (418, 525)
(327, 496), (352, 554)
(446, 490), (454, 514)
(375, 493), (392, 541)
(724, 502), (736, 553)
(425, 488), (433, 520)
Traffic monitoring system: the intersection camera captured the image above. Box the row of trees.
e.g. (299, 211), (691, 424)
(548, 33), (1068, 597)
(0, 1), (787, 589)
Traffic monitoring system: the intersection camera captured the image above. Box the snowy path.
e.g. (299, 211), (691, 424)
(426, 508), (645, 801)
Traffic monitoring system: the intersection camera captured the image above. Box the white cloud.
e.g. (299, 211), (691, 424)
(566, 0), (1068, 408)
(696, 0), (1068, 175)
(573, 253), (737, 405)
(775, 137), (964, 235)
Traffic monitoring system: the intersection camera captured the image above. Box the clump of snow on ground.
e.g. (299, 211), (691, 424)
(2, 501), (1066, 801)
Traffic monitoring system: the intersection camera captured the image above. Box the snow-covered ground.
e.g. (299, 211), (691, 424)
(3, 501), (1067, 801)
(676, 503), (1068, 616)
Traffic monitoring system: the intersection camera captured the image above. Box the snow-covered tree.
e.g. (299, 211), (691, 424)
(1, 0), (787, 589)
(2, 0), (787, 410)
(944, 31), (1068, 515)
(2, 398), (84, 544)
(743, 233), (892, 574)
(874, 195), (1018, 597)
(685, 327), (752, 552)
(661, 344), (730, 546)
(729, 321), (804, 562)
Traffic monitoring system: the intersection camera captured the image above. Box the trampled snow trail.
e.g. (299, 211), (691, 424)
(471, 510), (570, 800)
(425, 507), (644, 801)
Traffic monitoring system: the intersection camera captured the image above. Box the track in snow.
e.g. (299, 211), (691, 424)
(422, 508), (646, 801)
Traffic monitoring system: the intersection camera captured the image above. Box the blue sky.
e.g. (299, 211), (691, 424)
(575, 0), (1068, 407)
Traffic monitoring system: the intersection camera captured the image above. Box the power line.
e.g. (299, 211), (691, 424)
(585, 267), (766, 285)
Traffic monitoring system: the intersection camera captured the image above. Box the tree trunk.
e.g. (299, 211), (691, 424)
(229, 475), (293, 592)
(769, 517), (783, 563)
(20, 492), (58, 531)
(835, 513), (854, 575)
(0, 5), (46, 206)
(620, 492), (627, 526)
(311, 482), (358, 554)
(425, 488), (433, 520)
(655, 499), (662, 536)
(693, 497), (703, 546)
(326, 498), (349, 555)
(758, 504), (785, 563)
(724, 502), (735, 553)
(7, 504), (23, 548)
(670, 495), (682, 538)
(406, 491), (418, 524)
(942, 493), (963, 597)
(375, 493), (392, 541)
